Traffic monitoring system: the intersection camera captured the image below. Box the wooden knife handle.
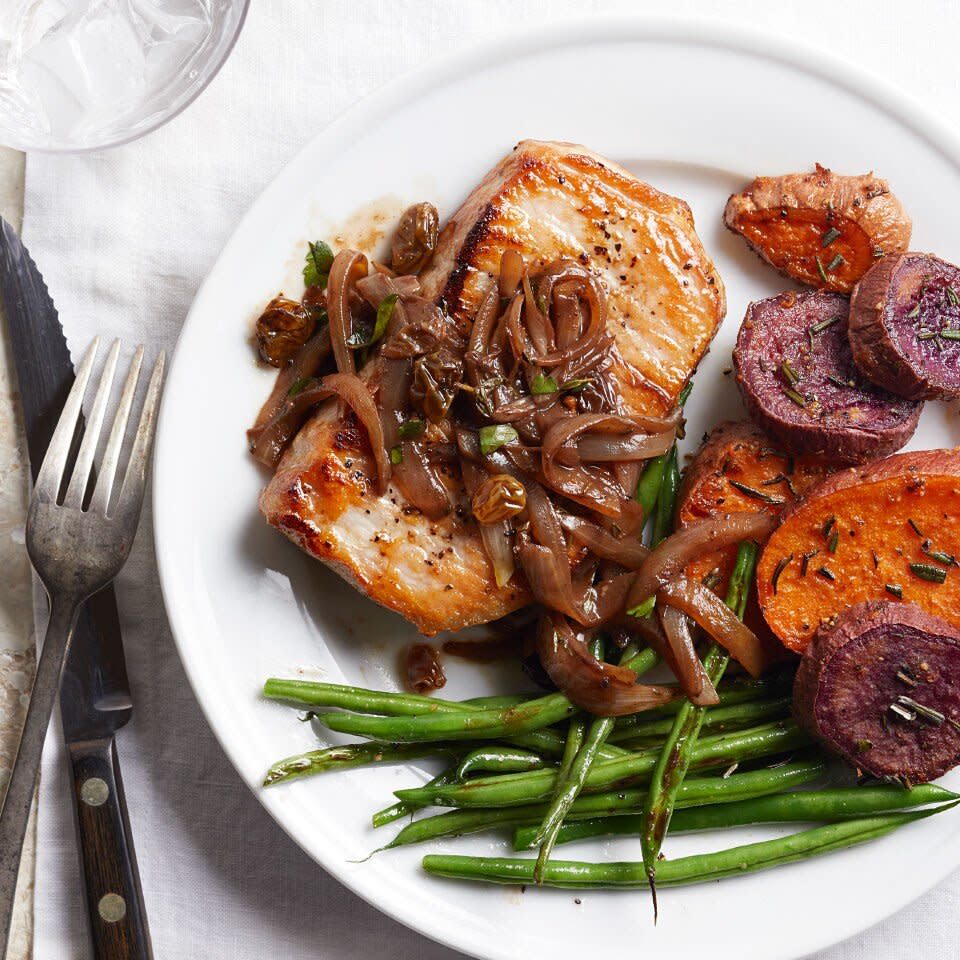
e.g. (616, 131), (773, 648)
(67, 737), (152, 960)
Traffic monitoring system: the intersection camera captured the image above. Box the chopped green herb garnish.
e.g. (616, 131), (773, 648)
(822, 515), (837, 539)
(815, 256), (828, 284)
(947, 287), (959, 307)
(908, 518), (924, 538)
(942, 329), (960, 341)
(287, 377), (310, 397)
(909, 562), (948, 584)
(885, 583), (903, 598)
(627, 596), (656, 620)
(531, 373), (558, 395)
(771, 553), (793, 594)
(855, 739), (873, 753)
(801, 549), (819, 577)
(817, 565), (836, 582)
(780, 359), (800, 386)
(907, 303), (921, 319)
(370, 294), (397, 346)
(810, 314), (841, 335)
(729, 479), (785, 505)
(389, 445), (403, 465)
(478, 424), (518, 456)
(346, 293), (398, 350)
(920, 542), (957, 567)
(826, 253), (845, 272)
(303, 240), (334, 288)
(918, 330), (938, 341)
(821, 227), (842, 248)
(560, 378), (592, 393)
(827, 529), (839, 554)
(398, 419), (425, 440)
(783, 385), (807, 407)
(826, 374), (856, 389)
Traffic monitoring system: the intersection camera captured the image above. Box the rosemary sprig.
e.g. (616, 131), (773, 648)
(821, 227), (841, 248)
(771, 553), (794, 594)
(728, 480), (786, 505)
(810, 314), (841, 335)
(815, 256), (828, 284)
(909, 562), (948, 584)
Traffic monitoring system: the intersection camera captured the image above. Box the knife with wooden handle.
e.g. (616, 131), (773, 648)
(0, 218), (152, 960)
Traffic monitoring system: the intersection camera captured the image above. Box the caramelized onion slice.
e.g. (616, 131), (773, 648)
(657, 577), (766, 678)
(327, 250), (369, 375)
(517, 534), (590, 625)
(392, 441), (450, 519)
(626, 512), (777, 612)
(561, 515), (649, 569)
(247, 327), (333, 468)
(322, 372), (390, 494)
(658, 605), (720, 706)
(536, 615), (679, 717)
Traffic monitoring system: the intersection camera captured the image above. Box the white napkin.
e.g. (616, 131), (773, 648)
(21, 1), (960, 957)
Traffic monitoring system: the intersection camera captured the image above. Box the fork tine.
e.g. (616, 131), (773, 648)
(63, 338), (121, 508)
(115, 350), (165, 520)
(33, 338), (100, 503)
(88, 345), (144, 515)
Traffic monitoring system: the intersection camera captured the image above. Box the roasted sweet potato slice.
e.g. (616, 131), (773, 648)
(849, 252), (960, 400)
(677, 420), (833, 588)
(794, 600), (960, 782)
(757, 448), (960, 653)
(724, 165), (911, 294)
(676, 421), (833, 670)
(733, 291), (922, 464)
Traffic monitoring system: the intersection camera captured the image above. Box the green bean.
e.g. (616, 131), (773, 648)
(422, 803), (957, 889)
(640, 540), (757, 897)
(263, 678), (528, 717)
(263, 742), (459, 787)
(514, 782), (956, 848)
(372, 767), (459, 828)
(456, 747), (548, 780)
(651, 444), (680, 547)
(387, 758), (825, 849)
(609, 696), (791, 745)
(613, 669), (793, 729)
(635, 380), (691, 521)
(314, 692), (577, 743)
(461, 695), (532, 709)
(531, 641), (659, 880)
(505, 728), (628, 762)
(635, 455), (668, 521)
(394, 719), (810, 809)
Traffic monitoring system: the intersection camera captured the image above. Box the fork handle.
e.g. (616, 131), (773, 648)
(0, 597), (78, 953)
(68, 736), (152, 960)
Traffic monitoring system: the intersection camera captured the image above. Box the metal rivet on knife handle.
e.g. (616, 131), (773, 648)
(80, 777), (109, 807)
(98, 893), (126, 923)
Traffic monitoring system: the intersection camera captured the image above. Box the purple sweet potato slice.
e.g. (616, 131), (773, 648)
(849, 252), (960, 400)
(794, 600), (960, 782)
(733, 290), (922, 464)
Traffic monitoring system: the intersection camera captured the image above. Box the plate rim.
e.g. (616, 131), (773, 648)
(154, 15), (960, 959)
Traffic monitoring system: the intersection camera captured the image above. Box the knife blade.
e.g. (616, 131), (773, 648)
(0, 218), (152, 959)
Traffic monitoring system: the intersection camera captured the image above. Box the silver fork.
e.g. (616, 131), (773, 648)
(0, 337), (164, 949)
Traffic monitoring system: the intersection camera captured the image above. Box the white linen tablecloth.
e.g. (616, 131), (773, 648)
(23, 1), (960, 957)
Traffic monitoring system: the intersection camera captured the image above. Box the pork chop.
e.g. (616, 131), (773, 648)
(260, 140), (725, 635)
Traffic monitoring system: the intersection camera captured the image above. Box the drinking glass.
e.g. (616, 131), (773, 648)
(0, 0), (248, 152)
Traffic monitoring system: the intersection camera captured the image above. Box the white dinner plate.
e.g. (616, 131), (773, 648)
(154, 18), (960, 960)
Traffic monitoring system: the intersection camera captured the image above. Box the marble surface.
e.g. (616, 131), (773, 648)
(0, 144), (34, 960)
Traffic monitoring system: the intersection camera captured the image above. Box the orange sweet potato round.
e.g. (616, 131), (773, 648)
(757, 447), (960, 652)
(676, 421), (833, 670)
(724, 165), (911, 294)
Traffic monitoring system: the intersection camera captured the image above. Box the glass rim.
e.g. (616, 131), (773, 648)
(0, 0), (251, 154)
